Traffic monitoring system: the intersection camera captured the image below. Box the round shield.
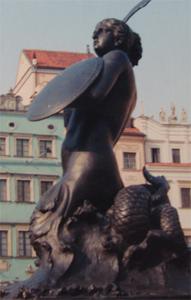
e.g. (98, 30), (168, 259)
(27, 57), (103, 121)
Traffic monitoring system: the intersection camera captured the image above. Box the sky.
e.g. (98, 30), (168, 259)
(0, 0), (190, 121)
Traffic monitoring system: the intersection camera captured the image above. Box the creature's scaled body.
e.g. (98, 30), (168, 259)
(107, 185), (151, 247)
(106, 168), (187, 269)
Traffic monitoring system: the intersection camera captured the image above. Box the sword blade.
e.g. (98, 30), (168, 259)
(123, 0), (152, 23)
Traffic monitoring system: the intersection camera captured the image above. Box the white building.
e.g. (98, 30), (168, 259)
(134, 107), (191, 246)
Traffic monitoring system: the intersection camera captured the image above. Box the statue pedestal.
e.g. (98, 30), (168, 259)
(120, 257), (191, 298)
(19, 253), (191, 298)
(1, 254), (190, 299)
(36, 251), (190, 299)
(2, 176), (190, 299)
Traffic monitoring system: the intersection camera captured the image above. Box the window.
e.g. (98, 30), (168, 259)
(40, 180), (53, 196)
(123, 152), (136, 169)
(39, 140), (52, 158)
(48, 124), (54, 130)
(17, 180), (30, 202)
(172, 148), (180, 163)
(0, 179), (7, 201)
(18, 231), (32, 257)
(9, 122), (15, 128)
(16, 138), (29, 157)
(0, 137), (6, 156)
(181, 188), (191, 208)
(151, 148), (160, 163)
(0, 231), (8, 256)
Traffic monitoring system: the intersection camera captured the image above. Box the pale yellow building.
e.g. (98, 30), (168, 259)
(114, 126), (145, 186)
(134, 108), (191, 246)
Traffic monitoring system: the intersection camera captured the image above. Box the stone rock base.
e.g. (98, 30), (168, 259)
(1, 254), (190, 299)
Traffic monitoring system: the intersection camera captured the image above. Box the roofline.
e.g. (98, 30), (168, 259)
(122, 131), (145, 137)
(146, 162), (191, 167)
(136, 115), (191, 127)
(23, 48), (94, 55)
(36, 66), (65, 70)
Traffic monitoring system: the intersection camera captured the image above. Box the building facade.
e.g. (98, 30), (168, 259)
(134, 107), (191, 246)
(0, 91), (64, 282)
(13, 49), (93, 105)
(0, 49), (95, 283)
(114, 126), (145, 186)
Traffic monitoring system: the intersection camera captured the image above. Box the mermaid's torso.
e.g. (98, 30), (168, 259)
(63, 50), (136, 153)
(58, 50), (137, 216)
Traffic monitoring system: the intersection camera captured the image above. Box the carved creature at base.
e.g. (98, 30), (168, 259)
(2, 168), (190, 299)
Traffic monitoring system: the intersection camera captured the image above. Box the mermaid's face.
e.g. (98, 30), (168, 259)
(92, 22), (116, 56)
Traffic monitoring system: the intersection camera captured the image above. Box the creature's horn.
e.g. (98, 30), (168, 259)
(123, 0), (152, 23)
(143, 166), (170, 191)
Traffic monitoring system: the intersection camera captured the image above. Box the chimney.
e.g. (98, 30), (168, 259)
(32, 52), (37, 66)
(86, 44), (90, 55)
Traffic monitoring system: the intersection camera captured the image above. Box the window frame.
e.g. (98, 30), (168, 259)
(0, 176), (10, 202)
(16, 178), (31, 202)
(14, 135), (32, 158)
(0, 225), (12, 257)
(18, 231), (32, 257)
(151, 147), (160, 163)
(180, 187), (191, 208)
(37, 136), (55, 159)
(16, 225), (35, 258)
(40, 180), (54, 196)
(0, 178), (7, 202)
(0, 136), (8, 156)
(39, 176), (58, 197)
(172, 148), (181, 163)
(123, 152), (137, 170)
(0, 230), (8, 257)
